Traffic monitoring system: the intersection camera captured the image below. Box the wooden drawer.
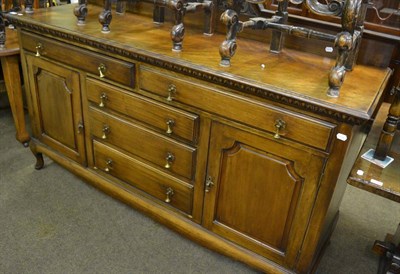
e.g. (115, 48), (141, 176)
(88, 107), (196, 180)
(93, 140), (193, 215)
(139, 66), (336, 151)
(86, 78), (199, 143)
(20, 31), (135, 87)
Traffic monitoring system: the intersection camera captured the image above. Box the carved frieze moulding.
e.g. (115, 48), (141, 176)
(9, 19), (367, 125)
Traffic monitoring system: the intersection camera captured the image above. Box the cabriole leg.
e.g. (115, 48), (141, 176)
(30, 142), (44, 170)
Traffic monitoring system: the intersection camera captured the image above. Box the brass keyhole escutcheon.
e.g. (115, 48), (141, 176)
(165, 187), (174, 203)
(205, 176), (214, 193)
(104, 158), (113, 172)
(166, 84), (176, 102)
(164, 152), (175, 169)
(102, 124), (111, 139)
(98, 63), (107, 78)
(166, 119), (175, 135)
(99, 92), (108, 108)
(274, 119), (286, 139)
(77, 121), (84, 134)
(35, 42), (43, 57)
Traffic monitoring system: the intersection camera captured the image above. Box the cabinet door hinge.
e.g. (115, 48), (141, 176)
(295, 249), (302, 265)
(317, 158), (329, 191)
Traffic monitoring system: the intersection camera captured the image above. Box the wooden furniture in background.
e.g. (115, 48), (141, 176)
(7, 4), (392, 273)
(0, 28), (30, 146)
(373, 223), (400, 274)
(263, 0), (400, 36)
(348, 90), (399, 274)
(347, 104), (399, 202)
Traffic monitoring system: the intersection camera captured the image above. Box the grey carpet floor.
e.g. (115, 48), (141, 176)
(1, 107), (400, 274)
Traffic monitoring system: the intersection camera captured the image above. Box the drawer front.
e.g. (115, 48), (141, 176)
(93, 140), (193, 215)
(20, 31), (135, 87)
(139, 66), (336, 151)
(86, 78), (199, 143)
(89, 107), (196, 180)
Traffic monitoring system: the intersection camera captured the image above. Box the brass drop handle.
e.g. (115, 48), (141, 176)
(35, 42), (43, 57)
(99, 92), (108, 108)
(166, 84), (176, 102)
(98, 63), (107, 78)
(102, 124), (111, 139)
(205, 176), (214, 193)
(164, 152), (175, 169)
(274, 119), (286, 139)
(77, 121), (84, 134)
(104, 158), (113, 172)
(166, 119), (175, 134)
(165, 187), (174, 203)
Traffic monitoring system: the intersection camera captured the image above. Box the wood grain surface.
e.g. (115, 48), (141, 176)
(7, 4), (391, 123)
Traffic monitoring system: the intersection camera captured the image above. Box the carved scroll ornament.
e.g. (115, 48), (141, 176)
(219, 0), (367, 97)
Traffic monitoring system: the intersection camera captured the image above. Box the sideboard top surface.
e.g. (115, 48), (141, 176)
(7, 4), (392, 123)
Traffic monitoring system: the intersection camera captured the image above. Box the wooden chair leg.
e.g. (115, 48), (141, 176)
(1, 54), (30, 147)
(373, 223), (400, 274)
(374, 87), (400, 160)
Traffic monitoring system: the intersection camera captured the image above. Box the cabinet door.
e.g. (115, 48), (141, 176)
(26, 54), (86, 165)
(203, 121), (326, 268)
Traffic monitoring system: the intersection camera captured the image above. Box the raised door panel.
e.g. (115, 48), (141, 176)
(26, 54), (86, 165)
(203, 121), (326, 268)
(216, 143), (302, 250)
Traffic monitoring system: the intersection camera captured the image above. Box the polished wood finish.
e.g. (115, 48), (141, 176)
(0, 28), (30, 146)
(263, 0), (400, 37)
(139, 65), (337, 151)
(258, 1), (400, 104)
(27, 139), (291, 273)
(9, 5), (392, 273)
(20, 32), (135, 87)
(203, 121), (326, 268)
(25, 53), (86, 165)
(86, 78), (199, 143)
(10, 5), (390, 122)
(93, 140), (194, 214)
(218, 0), (367, 96)
(88, 106), (196, 180)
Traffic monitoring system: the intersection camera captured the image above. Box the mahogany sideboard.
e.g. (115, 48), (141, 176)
(7, 4), (392, 273)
